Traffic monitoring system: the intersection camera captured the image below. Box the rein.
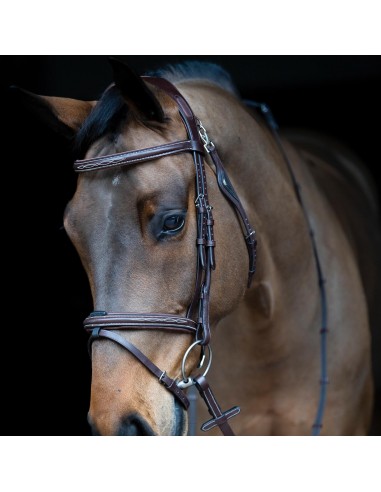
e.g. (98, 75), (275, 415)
(245, 101), (328, 435)
(74, 76), (256, 436)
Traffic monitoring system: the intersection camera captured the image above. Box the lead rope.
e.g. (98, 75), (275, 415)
(245, 100), (329, 435)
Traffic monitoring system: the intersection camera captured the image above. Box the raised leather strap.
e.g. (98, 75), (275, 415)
(208, 146), (257, 287)
(84, 312), (198, 335)
(74, 139), (204, 172)
(194, 375), (240, 435)
(89, 328), (190, 410)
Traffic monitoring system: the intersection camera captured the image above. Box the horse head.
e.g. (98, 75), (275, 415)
(19, 59), (251, 435)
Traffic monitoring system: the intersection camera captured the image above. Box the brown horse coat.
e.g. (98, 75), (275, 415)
(20, 61), (380, 435)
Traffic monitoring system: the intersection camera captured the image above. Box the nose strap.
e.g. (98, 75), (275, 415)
(86, 312), (240, 434)
(84, 312), (198, 334)
(85, 312), (199, 410)
(88, 327), (190, 410)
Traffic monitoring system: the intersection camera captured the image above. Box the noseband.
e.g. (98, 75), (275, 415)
(74, 77), (256, 436)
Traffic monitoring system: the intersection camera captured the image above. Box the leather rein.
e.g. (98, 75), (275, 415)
(74, 76), (257, 436)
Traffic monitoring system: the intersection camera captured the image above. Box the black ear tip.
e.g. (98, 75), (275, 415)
(108, 56), (131, 69)
(108, 56), (164, 123)
(108, 57), (138, 77)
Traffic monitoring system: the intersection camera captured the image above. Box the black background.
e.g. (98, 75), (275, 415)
(1, 55), (380, 436)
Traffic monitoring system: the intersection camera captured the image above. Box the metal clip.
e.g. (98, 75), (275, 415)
(195, 193), (205, 206)
(198, 121), (215, 153)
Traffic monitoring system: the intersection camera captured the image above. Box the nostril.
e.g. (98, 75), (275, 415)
(118, 414), (155, 436)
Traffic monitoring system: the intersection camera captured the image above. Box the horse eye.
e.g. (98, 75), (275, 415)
(164, 215), (183, 231)
(162, 214), (185, 234)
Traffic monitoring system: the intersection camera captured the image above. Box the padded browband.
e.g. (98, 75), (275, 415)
(74, 139), (204, 172)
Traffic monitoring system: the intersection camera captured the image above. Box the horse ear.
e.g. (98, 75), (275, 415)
(10, 86), (95, 138)
(109, 57), (164, 122)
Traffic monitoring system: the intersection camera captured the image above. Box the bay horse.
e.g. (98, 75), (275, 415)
(19, 59), (380, 435)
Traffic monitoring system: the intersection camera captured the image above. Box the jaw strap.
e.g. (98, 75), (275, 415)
(74, 76), (256, 435)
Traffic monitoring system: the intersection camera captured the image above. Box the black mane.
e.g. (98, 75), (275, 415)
(75, 61), (238, 158)
(146, 60), (239, 96)
(75, 85), (127, 158)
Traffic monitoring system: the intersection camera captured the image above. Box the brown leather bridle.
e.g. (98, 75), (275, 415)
(74, 76), (257, 436)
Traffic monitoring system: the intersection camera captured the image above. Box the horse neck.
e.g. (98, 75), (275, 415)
(181, 82), (320, 343)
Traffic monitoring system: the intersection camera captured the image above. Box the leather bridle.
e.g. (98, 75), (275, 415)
(74, 76), (257, 436)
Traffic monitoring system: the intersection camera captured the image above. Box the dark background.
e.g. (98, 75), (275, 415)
(1, 55), (380, 436)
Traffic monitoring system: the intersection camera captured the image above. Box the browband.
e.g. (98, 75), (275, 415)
(75, 139), (204, 173)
